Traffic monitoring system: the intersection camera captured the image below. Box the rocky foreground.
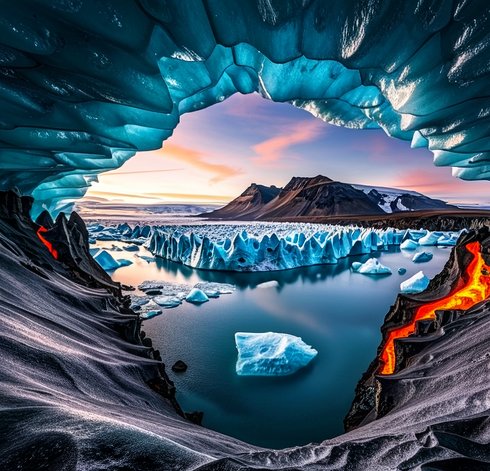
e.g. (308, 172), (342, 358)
(1, 190), (489, 470)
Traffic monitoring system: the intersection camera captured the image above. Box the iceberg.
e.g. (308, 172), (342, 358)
(185, 288), (209, 304)
(94, 250), (131, 272)
(352, 258), (392, 275)
(123, 244), (140, 252)
(140, 310), (162, 320)
(412, 252), (434, 263)
(235, 332), (317, 376)
(400, 271), (430, 294)
(153, 296), (182, 308)
(256, 281), (279, 289)
(418, 232), (443, 246)
(400, 239), (419, 250)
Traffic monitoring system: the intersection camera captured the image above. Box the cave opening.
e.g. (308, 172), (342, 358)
(1, 1), (490, 467)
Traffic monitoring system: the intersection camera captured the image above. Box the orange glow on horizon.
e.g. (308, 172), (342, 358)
(37, 226), (58, 259)
(380, 241), (490, 375)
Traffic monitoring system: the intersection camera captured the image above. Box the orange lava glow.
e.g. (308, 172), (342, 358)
(379, 241), (490, 375)
(36, 226), (58, 259)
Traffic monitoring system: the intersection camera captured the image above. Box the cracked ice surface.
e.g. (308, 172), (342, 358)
(0, 2), (488, 217)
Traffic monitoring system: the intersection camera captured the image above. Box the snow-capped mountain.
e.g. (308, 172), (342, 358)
(205, 176), (456, 220)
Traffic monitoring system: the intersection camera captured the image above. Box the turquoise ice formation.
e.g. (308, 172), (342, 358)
(93, 249), (132, 271)
(185, 288), (209, 304)
(147, 223), (456, 271)
(235, 332), (318, 376)
(351, 258), (392, 275)
(400, 271), (430, 294)
(400, 239), (419, 251)
(412, 251), (434, 263)
(0, 2), (488, 217)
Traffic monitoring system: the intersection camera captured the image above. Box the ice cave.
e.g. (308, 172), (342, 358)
(1, 1), (490, 470)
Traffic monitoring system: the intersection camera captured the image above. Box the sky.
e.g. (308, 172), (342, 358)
(84, 93), (490, 206)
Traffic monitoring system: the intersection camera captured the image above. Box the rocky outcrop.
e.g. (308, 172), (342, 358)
(204, 183), (281, 220)
(345, 227), (490, 431)
(1, 190), (490, 469)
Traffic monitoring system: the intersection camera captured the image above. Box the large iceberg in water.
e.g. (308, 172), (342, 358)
(351, 258), (392, 275)
(400, 271), (430, 294)
(235, 332), (318, 376)
(93, 250), (132, 272)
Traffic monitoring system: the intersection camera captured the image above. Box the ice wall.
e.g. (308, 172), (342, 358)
(0, 1), (488, 217)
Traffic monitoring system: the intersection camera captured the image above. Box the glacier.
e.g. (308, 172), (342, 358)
(144, 223), (460, 272)
(0, 1), (488, 217)
(235, 332), (318, 376)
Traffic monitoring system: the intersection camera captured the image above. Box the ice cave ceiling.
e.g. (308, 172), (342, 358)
(0, 0), (489, 217)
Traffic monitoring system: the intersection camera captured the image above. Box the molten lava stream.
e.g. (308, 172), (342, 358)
(380, 241), (490, 375)
(36, 226), (58, 259)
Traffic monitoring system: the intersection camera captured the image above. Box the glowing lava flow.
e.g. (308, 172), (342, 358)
(380, 241), (490, 375)
(36, 226), (58, 259)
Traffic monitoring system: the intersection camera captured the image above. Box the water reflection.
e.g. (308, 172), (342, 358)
(153, 250), (391, 289)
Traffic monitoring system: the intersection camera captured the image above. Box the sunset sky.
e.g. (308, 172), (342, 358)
(85, 93), (490, 207)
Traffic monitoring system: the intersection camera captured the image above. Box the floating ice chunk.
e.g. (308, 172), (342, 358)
(256, 280), (279, 289)
(117, 259), (133, 267)
(398, 267), (407, 275)
(351, 261), (362, 271)
(185, 288), (209, 304)
(353, 258), (392, 275)
(139, 281), (163, 291)
(400, 239), (418, 250)
(137, 255), (156, 263)
(153, 295), (182, 308)
(130, 296), (150, 311)
(140, 310), (162, 320)
(412, 251), (433, 263)
(235, 332), (317, 376)
(123, 244), (139, 252)
(94, 250), (124, 271)
(418, 232), (443, 246)
(194, 282), (235, 297)
(400, 271), (430, 294)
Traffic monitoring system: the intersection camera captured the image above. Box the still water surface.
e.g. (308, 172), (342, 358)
(104, 241), (451, 448)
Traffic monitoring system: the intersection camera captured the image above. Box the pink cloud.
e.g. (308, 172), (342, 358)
(161, 142), (242, 184)
(252, 121), (324, 164)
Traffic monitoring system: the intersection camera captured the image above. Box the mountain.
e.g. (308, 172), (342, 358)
(204, 175), (456, 220)
(203, 183), (281, 219)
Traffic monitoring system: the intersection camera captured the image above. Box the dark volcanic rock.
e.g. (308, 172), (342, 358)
(345, 227), (490, 431)
(2, 189), (490, 470)
(204, 183), (281, 220)
(172, 360), (188, 373)
(204, 175), (459, 221)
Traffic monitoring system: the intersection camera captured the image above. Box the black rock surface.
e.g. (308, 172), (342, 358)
(1, 190), (489, 470)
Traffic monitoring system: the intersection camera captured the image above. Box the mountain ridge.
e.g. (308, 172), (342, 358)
(203, 175), (456, 220)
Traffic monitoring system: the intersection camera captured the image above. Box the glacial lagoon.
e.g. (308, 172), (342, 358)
(99, 240), (452, 449)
